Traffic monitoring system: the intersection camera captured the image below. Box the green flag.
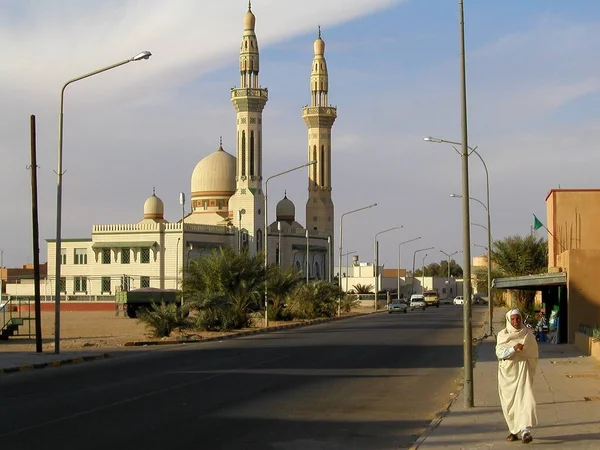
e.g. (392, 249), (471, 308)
(533, 215), (544, 231)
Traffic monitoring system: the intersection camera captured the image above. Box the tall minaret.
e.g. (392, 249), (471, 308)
(303, 27), (336, 238)
(229, 2), (268, 256)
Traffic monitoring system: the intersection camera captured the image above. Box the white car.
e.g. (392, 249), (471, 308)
(387, 300), (408, 314)
(409, 295), (427, 311)
(453, 296), (465, 305)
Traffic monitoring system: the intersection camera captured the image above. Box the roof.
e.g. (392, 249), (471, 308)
(545, 188), (600, 201)
(492, 272), (566, 289)
(383, 269), (406, 277)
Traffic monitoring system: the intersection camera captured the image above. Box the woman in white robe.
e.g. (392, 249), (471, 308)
(495, 309), (539, 444)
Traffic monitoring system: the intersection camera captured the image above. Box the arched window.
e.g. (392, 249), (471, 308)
(258, 131), (262, 176)
(241, 131), (246, 176)
(295, 261), (302, 272)
(250, 130), (255, 176)
(313, 146), (317, 185)
(320, 145), (325, 186)
(256, 229), (262, 253)
(314, 261), (321, 280)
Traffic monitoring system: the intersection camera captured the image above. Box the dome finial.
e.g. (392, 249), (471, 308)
(318, 25), (321, 39)
(152, 186), (156, 195)
(284, 190), (287, 197)
(219, 136), (223, 146)
(248, 0), (251, 11)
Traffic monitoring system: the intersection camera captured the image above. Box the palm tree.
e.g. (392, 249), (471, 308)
(266, 266), (303, 321)
(183, 247), (266, 330)
(352, 283), (374, 294)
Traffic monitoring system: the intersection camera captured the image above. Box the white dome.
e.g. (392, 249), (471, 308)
(276, 193), (295, 221)
(191, 145), (236, 196)
(143, 192), (164, 220)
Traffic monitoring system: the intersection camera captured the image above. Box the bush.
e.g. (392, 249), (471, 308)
(340, 293), (360, 313)
(285, 281), (340, 320)
(136, 302), (191, 338)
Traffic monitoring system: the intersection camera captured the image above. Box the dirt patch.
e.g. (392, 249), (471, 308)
(3, 306), (376, 353)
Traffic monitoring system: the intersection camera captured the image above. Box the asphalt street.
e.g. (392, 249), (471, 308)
(0, 305), (485, 450)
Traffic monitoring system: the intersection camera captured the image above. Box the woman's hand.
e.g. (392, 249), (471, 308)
(513, 343), (524, 352)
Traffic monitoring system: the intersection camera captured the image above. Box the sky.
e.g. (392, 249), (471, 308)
(2, 0), (600, 272)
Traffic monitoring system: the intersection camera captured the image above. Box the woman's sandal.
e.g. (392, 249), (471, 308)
(506, 433), (519, 441)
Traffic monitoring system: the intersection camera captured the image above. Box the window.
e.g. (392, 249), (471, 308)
(101, 277), (111, 293)
(275, 246), (280, 266)
(74, 277), (87, 292)
(60, 277), (66, 293)
(442, 287), (447, 294)
(74, 248), (87, 265)
(249, 131), (255, 176)
(140, 276), (150, 288)
(102, 249), (111, 264)
(141, 248), (150, 264)
(121, 248), (130, 264)
(60, 248), (67, 265)
(320, 145), (325, 186)
(256, 229), (262, 252)
(241, 131), (246, 176)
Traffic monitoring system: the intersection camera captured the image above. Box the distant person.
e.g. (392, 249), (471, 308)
(495, 309), (539, 444)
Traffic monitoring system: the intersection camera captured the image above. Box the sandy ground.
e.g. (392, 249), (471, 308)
(2, 306), (375, 353)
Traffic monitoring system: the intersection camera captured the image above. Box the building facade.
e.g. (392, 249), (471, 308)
(36, 6), (336, 299)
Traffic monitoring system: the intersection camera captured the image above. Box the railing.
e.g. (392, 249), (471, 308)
(231, 87), (268, 99)
(1, 298), (34, 338)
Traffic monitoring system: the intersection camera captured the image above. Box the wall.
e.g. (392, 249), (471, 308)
(547, 190), (600, 268)
(558, 249), (600, 343)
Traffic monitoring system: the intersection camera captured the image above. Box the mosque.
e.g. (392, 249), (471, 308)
(45, 4), (337, 297)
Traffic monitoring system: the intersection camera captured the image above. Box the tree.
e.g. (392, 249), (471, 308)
(352, 283), (374, 294)
(413, 260), (462, 277)
(183, 247), (266, 330)
(491, 234), (548, 311)
(265, 265), (303, 321)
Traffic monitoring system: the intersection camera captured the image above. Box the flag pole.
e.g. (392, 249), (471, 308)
(533, 214), (565, 252)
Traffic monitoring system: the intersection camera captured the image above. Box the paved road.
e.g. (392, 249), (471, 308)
(0, 305), (485, 450)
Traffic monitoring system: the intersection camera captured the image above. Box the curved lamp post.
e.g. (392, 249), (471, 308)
(451, 192), (492, 334)
(54, 51), (152, 354)
(412, 247), (434, 294)
(338, 203), (377, 315)
(398, 237), (421, 299)
(264, 160), (316, 327)
(342, 250), (357, 293)
(373, 226), (402, 310)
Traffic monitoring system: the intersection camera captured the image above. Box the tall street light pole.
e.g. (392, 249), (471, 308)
(54, 51), (151, 355)
(421, 253), (428, 292)
(338, 203), (377, 315)
(398, 237), (421, 299)
(411, 247), (433, 295)
(451, 192), (492, 335)
(264, 160), (316, 327)
(458, 0), (473, 407)
(373, 226), (402, 310)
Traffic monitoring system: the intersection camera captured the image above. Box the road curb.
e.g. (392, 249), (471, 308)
(409, 314), (489, 450)
(123, 311), (382, 347)
(0, 353), (111, 376)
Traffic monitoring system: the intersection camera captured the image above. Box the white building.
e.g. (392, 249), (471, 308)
(34, 6), (338, 299)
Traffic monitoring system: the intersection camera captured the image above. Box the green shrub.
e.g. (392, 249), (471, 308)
(285, 281), (340, 320)
(340, 293), (360, 313)
(136, 302), (191, 338)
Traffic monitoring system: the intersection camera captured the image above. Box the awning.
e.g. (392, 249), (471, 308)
(91, 241), (157, 249)
(291, 244), (327, 252)
(492, 272), (567, 289)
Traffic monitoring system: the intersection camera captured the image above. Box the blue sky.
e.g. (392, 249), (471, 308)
(1, 0), (600, 271)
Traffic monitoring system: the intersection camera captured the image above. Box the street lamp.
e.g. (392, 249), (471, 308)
(473, 244), (488, 251)
(424, 136), (491, 339)
(264, 160), (316, 327)
(374, 226), (403, 310)
(398, 237), (421, 299)
(305, 230), (310, 284)
(471, 222), (487, 231)
(411, 247), (434, 294)
(421, 253), (428, 293)
(338, 203), (378, 315)
(53, 51), (152, 354)
(438, 250), (461, 300)
(450, 192), (492, 335)
(342, 250), (357, 293)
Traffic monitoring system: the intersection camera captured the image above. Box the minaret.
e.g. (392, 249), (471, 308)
(303, 27), (336, 237)
(229, 2), (268, 256)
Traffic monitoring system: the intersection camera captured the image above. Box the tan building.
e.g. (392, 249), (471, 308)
(12, 6), (336, 299)
(494, 189), (600, 344)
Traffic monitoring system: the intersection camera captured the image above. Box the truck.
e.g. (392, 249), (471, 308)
(422, 289), (440, 308)
(115, 288), (181, 318)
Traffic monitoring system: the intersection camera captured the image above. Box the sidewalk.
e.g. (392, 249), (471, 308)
(0, 351), (109, 375)
(414, 309), (600, 449)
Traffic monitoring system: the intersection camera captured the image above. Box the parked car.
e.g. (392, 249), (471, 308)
(453, 295), (464, 305)
(409, 294), (427, 311)
(388, 300), (408, 314)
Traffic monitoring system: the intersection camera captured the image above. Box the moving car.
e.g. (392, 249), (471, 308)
(423, 290), (440, 308)
(388, 300), (408, 314)
(409, 294), (427, 311)
(453, 295), (465, 305)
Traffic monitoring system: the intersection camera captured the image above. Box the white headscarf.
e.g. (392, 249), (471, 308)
(497, 309), (538, 358)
